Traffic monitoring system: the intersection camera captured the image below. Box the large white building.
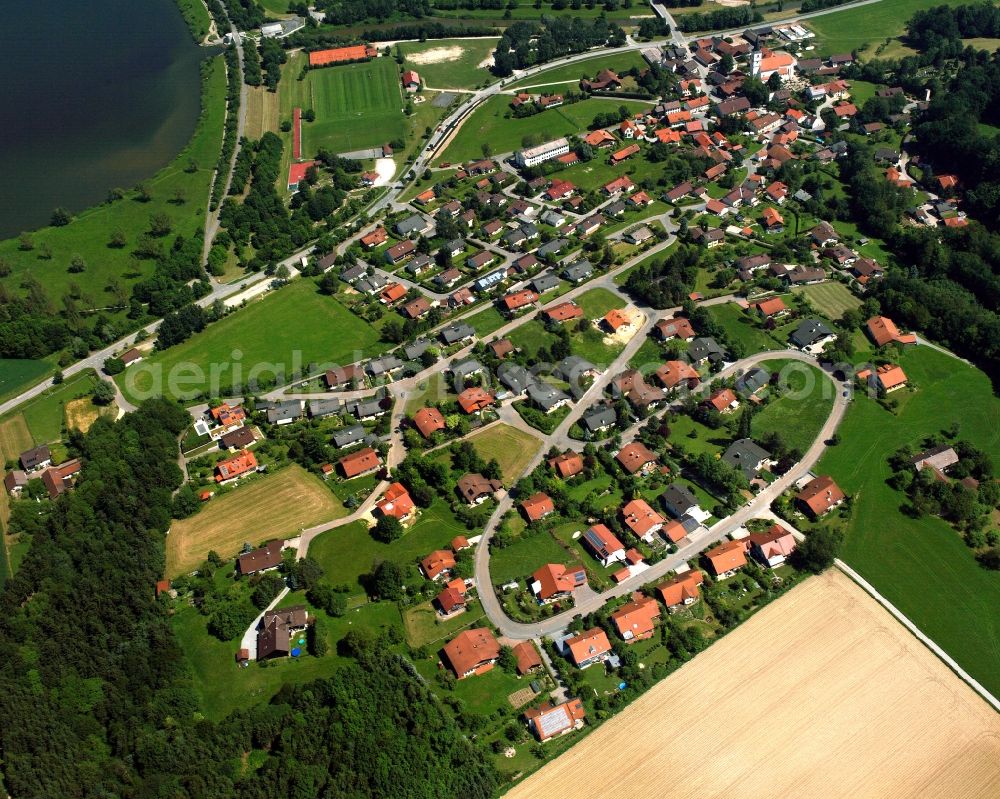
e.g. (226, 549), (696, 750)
(516, 137), (570, 168)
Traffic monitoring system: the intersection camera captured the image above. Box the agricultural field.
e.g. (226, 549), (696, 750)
(117, 280), (387, 404)
(439, 96), (653, 164)
(752, 359), (836, 454)
(165, 465), (345, 577)
(806, 0), (973, 58)
(507, 570), (1000, 799)
(817, 345), (1000, 698)
(464, 422), (542, 483)
(0, 57), (227, 329)
(792, 280), (861, 320)
(243, 84), (281, 141)
(0, 359), (54, 405)
(308, 500), (471, 593)
(305, 57), (406, 154)
(398, 38), (498, 89)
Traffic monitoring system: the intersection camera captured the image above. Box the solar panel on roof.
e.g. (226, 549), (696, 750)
(537, 707), (571, 738)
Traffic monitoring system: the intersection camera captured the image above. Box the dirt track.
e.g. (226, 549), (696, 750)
(505, 570), (1000, 799)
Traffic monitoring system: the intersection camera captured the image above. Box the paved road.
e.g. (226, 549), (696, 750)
(473, 349), (849, 639)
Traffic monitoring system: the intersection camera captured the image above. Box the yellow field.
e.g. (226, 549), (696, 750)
(0, 414), (32, 465)
(244, 85), (280, 141)
(64, 397), (116, 434)
(465, 423), (542, 483)
(165, 464), (345, 577)
(507, 570), (1000, 799)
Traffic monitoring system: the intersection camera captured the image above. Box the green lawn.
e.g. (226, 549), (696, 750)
(398, 39), (498, 89)
(175, 0), (212, 40)
(668, 413), (729, 458)
(509, 320), (559, 359)
(510, 51), (648, 90)
(0, 56), (227, 331)
(807, 0), (974, 58)
(792, 282), (861, 320)
(574, 287), (623, 319)
(0, 359), (55, 405)
(489, 528), (574, 584)
(628, 336), (665, 373)
(12, 370), (101, 445)
(402, 599), (486, 648)
(848, 79), (879, 106)
(816, 346), (1000, 698)
(751, 359), (835, 454)
(117, 280), (387, 403)
(706, 303), (782, 355)
(467, 305), (506, 337)
(304, 57), (407, 154)
(440, 96), (652, 163)
(308, 500), (470, 593)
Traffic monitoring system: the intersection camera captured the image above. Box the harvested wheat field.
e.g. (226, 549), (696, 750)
(165, 465), (345, 577)
(507, 569), (1000, 799)
(64, 397), (115, 434)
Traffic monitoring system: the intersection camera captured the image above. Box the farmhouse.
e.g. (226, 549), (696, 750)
(656, 570), (704, 609)
(3, 470), (27, 497)
(796, 475), (846, 517)
(525, 698), (586, 742)
(215, 451), (258, 483)
(610, 596), (661, 641)
(615, 442), (659, 475)
(581, 523), (627, 566)
(531, 562), (587, 602)
(338, 447), (382, 478)
(237, 540), (284, 576)
(19, 444), (51, 472)
(442, 628), (501, 679)
(563, 627), (613, 669)
(705, 539), (748, 578)
(257, 606), (309, 660)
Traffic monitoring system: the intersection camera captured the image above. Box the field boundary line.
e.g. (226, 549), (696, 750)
(835, 559), (1000, 713)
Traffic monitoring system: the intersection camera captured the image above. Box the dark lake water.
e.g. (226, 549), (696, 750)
(0, 0), (208, 238)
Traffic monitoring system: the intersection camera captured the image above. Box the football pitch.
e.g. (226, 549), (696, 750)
(304, 58), (407, 154)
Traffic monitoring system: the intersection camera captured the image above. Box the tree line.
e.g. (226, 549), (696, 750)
(490, 17), (627, 77)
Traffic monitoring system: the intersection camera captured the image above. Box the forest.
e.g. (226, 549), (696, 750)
(0, 400), (499, 798)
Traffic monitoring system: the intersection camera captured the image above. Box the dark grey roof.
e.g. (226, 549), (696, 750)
(440, 322), (475, 345)
(537, 238), (567, 258)
(660, 483), (699, 517)
(266, 401), (302, 424)
(340, 264), (366, 282)
(498, 363), (532, 395)
(561, 260), (593, 282)
(688, 337), (725, 363)
(736, 367), (770, 395)
(450, 359), (484, 383)
(722, 438), (771, 480)
(308, 398), (342, 418)
(527, 382), (569, 411)
(396, 214), (429, 236)
(581, 403), (616, 432)
(404, 339), (432, 360)
(531, 274), (561, 293)
(349, 398), (384, 419)
(553, 356), (597, 385)
(333, 424), (366, 448)
(790, 318), (834, 349)
(366, 356), (404, 376)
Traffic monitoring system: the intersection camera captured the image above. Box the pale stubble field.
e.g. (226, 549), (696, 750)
(507, 569), (1000, 799)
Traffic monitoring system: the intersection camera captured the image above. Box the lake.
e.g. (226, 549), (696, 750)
(0, 0), (209, 239)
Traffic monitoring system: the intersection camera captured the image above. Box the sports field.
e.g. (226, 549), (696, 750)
(117, 280), (388, 404)
(817, 345), (1000, 697)
(464, 423), (542, 483)
(507, 569), (1000, 799)
(793, 280), (861, 319)
(440, 96), (653, 163)
(165, 465), (344, 577)
(305, 58), (406, 154)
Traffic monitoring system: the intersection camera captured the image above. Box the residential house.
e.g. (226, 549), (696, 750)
(19, 445), (51, 472)
(660, 482), (708, 522)
(324, 363), (365, 389)
(456, 472), (503, 504)
(332, 424), (366, 448)
(215, 450), (258, 483)
(621, 498), (665, 543)
(544, 301), (584, 323)
(753, 297), (788, 319)
(262, 400), (302, 425)
(385, 239), (416, 264)
(524, 699), (586, 741)
(442, 628), (501, 678)
(257, 605), (309, 660)
(549, 450), (585, 479)
(435, 586), (467, 616)
(723, 438), (772, 480)
(531, 562), (587, 602)
(361, 227), (388, 248)
(616, 442), (659, 475)
(562, 627), (613, 668)
(3, 470), (27, 497)
(527, 382), (571, 413)
(502, 289), (539, 314)
(513, 641), (544, 675)
(911, 444), (959, 473)
(307, 400), (341, 421)
(611, 596), (661, 641)
(736, 366), (770, 396)
(439, 322), (475, 346)
(790, 318), (835, 354)
(375, 482), (415, 521)
(654, 360), (700, 390)
(401, 69), (420, 91)
(338, 447), (381, 478)
(237, 540), (284, 576)
(866, 315), (917, 347)
(581, 403), (616, 433)
(747, 523), (797, 567)
(498, 363), (533, 396)
(421, 549), (457, 581)
(582, 523), (627, 567)
(796, 475), (846, 517)
(656, 570), (704, 609)
(705, 539), (747, 578)
(395, 214), (430, 238)
(412, 407), (446, 439)
(521, 492), (555, 522)
(654, 317), (695, 341)
(457, 386), (494, 414)
(703, 388), (740, 414)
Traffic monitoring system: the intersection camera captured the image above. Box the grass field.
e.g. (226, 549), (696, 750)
(0, 360), (54, 405)
(174, 0), (212, 41)
(817, 345), (1000, 697)
(0, 56), (227, 330)
(165, 465), (345, 577)
(752, 359), (835, 454)
(308, 500), (470, 593)
(792, 281), (861, 320)
(467, 305), (507, 337)
(807, 0), (975, 58)
(706, 303), (782, 354)
(12, 370), (101, 445)
(398, 38), (498, 89)
(305, 58), (406, 154)
(464, 423), (542, 483)
(117, 280), (387, 403)
(244, 84), (281, 141)
(64, 397), (117, 434)
(510, 51), (648, 90)
(402, 599), (486, 648)
(489, 528), (574, 584)
(440, 96), (653, 163)
(508, 569), (1000, 799)
(574, 287), (623, 319)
